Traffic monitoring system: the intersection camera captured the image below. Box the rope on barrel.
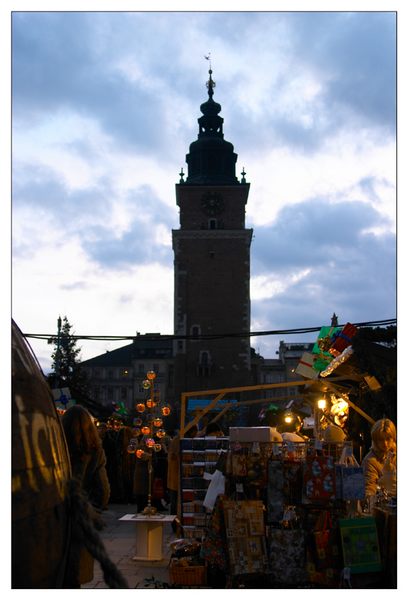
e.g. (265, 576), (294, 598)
(67, 478), (129, 589)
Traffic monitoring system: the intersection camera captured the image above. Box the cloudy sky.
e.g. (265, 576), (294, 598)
(9, 5), (398, 372)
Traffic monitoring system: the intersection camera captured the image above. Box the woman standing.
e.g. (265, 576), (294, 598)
(62, 405), (110, 587)
(362, 418), (397, 498)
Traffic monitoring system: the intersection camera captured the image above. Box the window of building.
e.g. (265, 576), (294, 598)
(197, 351), (212, 376)
(208, 219), (217, 230)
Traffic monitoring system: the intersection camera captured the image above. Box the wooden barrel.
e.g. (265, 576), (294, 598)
(12, 320), (72, 588)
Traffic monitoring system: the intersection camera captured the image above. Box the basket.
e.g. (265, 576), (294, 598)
(169, 561), (207, 586)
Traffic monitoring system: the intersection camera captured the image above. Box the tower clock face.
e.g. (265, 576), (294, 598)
(201, 191), (224, 216)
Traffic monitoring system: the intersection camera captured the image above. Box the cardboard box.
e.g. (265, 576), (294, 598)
(229, 426), (278, 442)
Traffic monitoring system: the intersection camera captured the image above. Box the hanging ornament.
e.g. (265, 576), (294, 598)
(136, 448), (145, 459)
(156, 428), (166, 439)
(146, 399), (157, 409)
(161, 405), (171, 416)
(132, 427), (141, 437)
(153, 417), (163, 428)
(145, 437), (156, 448)
(141, 425), (151, 435)
(136, 403), (146, 413)
(154, 443), (162, 452)
(142, 379), (151, 390)
(146, 370), (156, 381)
(133, 417), (143, 426)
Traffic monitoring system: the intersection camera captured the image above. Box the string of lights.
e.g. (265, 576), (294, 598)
(23, 318), (396, 342)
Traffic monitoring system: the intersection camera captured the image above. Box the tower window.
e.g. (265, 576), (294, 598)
(191, 325), (200, 338)
(197, 350), (212, 376)
(209, 219), (217, 229)
(209, 251), (215, 259)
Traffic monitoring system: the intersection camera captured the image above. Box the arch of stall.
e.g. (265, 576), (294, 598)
(179, 375), (375, 438)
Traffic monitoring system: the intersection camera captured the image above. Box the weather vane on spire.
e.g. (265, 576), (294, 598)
(204, 52), (215, 98)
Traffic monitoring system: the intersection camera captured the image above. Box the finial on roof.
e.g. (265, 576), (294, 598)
(331, 313), (339, 326)
(204, 52), (215, 98)
(179, 167), (185, 183)
(241, 167), (247, 183)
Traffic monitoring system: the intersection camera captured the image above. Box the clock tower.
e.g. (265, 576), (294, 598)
(172, 68), (253, 402)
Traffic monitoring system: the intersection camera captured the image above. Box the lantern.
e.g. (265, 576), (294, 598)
(156, 428), (166, 439)
(146, 399), (157, 409)
(161, 405), (171, 416)
(142, 379), (151, 390)
(145, 437), (156, 448)
(133, 417), (143, 426)
(136, 403), (146, 413)
(153, 417), (163, 428)
(136, 449), (145, 459)
(132, 427), (141, 437)
(146, 370), (156, 381)
(141, 426), (151, 435)
(154, 443), (162, 452)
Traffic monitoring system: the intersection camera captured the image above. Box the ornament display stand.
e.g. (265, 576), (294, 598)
(119, 514), (176, 561)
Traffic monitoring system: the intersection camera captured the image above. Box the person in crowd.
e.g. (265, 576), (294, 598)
(204, 422), (225, 437)
(264, 408), (283, 442)
(362, 418), (397, 497)
(62, 405), (110, 587)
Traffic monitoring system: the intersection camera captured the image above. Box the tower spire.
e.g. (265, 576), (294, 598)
(204, 53), (215, 99)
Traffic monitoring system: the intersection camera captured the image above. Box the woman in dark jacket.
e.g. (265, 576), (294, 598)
(62, 405), (110, 587)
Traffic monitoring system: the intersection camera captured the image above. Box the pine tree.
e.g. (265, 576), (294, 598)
(47, 316), (91, 403)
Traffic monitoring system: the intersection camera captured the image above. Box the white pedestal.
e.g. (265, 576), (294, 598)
(119, 514), (176, 561)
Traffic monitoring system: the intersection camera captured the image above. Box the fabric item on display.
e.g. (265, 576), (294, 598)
(309, 510), (342, 571)
(268, 527), (307, 585)
(267, 460), (285, 522)
(283, 461), (303, 504)
(339, 516), (382, 574)
(303, 453), (336, 502)
(203, 469), (226, 510)
(222, 500), (267, 576)
(200, 495), (228, 570)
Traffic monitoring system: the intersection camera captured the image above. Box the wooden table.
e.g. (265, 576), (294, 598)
(119, 514), (176, 561)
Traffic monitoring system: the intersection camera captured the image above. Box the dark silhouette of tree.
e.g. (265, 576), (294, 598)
(47, 316), (91, 405)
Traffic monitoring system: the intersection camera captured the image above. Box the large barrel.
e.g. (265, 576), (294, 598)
(12, 320), (72, 588)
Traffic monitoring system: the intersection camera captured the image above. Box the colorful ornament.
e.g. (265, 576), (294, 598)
(153, 417), (163, 427)
(141, 425), (151, 435)
(136, 403), (146, 413)
(161, 405), (171, 416)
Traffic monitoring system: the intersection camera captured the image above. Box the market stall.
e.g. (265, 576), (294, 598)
(170, 321), (397, 588)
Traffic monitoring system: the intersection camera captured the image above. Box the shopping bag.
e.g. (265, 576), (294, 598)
(268, 527), (307, 584)
(339, 516), (382, 573)
(335, 446), (365, 501)
(303, 453), (336, 502)
(310, 510), (342, 570)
